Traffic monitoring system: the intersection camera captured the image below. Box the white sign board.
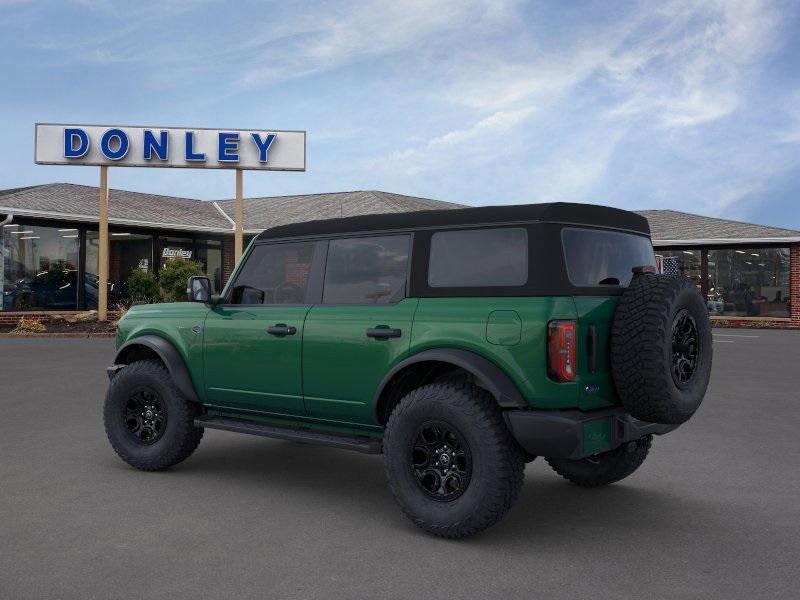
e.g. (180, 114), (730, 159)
(34, 123), (306, 171)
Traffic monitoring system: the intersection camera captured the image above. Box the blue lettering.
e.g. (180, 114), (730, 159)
(185, 131), (205, 161)
(218, 132), (239, 162)
(143, 130), (168, 160)
(100, 128), (129, 160)
(251, 133), (276, 162)
(64, 128), (89, 158)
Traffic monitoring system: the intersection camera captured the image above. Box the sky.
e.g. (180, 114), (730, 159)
(1, 0), (799, 228)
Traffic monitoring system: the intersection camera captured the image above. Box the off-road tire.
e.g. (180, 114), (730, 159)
(383, 380), (525, 538)
(104, 359), (204, 471)
(611, 273), (712, 425)
(546, 435), (652, 487)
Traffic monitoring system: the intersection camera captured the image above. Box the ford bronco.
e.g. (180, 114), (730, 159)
(104, 203), (712, 538)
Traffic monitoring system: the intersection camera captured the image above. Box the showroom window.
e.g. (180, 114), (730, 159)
(85, 230), (154, 308)
(655, 250), (703, 288)
(1, 223), (80, 310)
(706, 248), (790, 318)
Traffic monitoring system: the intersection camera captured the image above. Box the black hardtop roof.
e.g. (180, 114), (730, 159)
(254, 202), (650, 241)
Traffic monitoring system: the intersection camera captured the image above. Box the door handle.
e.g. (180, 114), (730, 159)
(266, 324), (297, 336)
(366, 327), (402, 339)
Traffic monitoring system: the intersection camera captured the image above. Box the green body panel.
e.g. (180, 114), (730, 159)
(573, 297), (620, 410)
(301, 298), (419, 427)
(114, 294), (622, 437)
(203, 304), (311, 415)
(115, 302), (210, 401)
(410, 297), (580, 409)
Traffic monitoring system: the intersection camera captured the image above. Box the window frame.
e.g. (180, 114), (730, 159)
(319, 233), (413, 306)
(220, 239), (325, 307)
(427, 226), (529, 289)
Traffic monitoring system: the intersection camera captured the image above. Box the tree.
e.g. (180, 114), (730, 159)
(158, 258), (205, 303)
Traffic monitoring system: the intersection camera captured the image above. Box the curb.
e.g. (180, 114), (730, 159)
(0, 332), (116, 339)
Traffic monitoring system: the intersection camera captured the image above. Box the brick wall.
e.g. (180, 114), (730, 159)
(221, 237), (235, 286)
(791, 243), (800, 323)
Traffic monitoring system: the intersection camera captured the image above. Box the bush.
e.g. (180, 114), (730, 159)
(12, 316), (46, 334)
(159, 258), (205, 303)
(127, 269), (161, 303)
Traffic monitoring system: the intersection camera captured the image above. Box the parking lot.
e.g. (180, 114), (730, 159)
(1, 329), (799, 599)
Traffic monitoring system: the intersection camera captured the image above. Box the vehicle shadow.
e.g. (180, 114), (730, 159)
(152, 434), (753, 550)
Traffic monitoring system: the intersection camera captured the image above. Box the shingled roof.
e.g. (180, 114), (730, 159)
(0, 183), (230, 232)
(215, 190), (461, 231)
(2, 183), (799, 245)
(637, 209), (800, 245)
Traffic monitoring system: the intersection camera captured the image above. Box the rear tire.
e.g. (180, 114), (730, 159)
(546, 435), (652, 487)
(104, 359), (204, 471)
(383, 380), (524, 538)
(611, 274), (712, 424)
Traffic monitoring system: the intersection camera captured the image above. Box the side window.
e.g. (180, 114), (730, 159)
(323, 235), (410, 304)
(428, 227), (528, 288)
(230, 242), (315, 305)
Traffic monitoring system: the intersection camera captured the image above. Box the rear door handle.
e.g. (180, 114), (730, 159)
(366, 327), (402, 339)
(587, 325), (597, 374)
(266, 324), (297, 336)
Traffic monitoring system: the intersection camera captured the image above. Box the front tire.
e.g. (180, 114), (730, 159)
(383, 380), (524, 538)
(104, 359), (204, 471)
(546, 435), (652, 487)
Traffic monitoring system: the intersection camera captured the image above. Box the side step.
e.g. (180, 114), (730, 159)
(195, 416), (382, 455)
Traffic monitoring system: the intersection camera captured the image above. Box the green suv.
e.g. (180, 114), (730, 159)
(105, 203), (712, 538)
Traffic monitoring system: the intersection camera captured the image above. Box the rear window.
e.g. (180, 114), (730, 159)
(428, 228), (528, 288)
(562, 228), (655, 287)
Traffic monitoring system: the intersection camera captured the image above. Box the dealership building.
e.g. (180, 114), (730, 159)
(1, 182), (798, 328)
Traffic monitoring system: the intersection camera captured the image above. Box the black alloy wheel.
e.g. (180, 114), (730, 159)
(411, 421), (472, 501)
(671, 309), (699, 387)
(124, 388), (167, 445)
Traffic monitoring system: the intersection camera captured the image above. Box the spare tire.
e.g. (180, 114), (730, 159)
(611, 273), (712, 425)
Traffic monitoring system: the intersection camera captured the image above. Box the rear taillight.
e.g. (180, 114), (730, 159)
(548, 320), (576, 382)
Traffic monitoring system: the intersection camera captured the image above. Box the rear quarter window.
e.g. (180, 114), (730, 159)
(561, 228), (655, 287)
(428, 227), (528, 288)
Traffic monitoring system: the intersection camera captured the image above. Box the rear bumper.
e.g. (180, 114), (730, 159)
(504, 407), (678, 460)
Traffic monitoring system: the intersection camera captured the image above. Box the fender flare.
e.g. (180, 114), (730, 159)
(114, 335), (199, 403)
(373, 348), (527, 421)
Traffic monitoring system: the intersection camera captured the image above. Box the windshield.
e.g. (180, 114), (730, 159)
(562, 228), (655, 287)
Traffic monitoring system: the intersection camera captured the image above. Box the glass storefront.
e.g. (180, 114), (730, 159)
(1, 223), (80, 310)
(655, 249), (702, 288)
(85, 231), (154, 308)
(707, 248), (790, 318)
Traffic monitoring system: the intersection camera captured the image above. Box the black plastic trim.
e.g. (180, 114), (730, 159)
(373, 348), (528, 421)
(196, 416), (382, 454)
(503, 408), (678, 460)
(113, 335), (199, 402)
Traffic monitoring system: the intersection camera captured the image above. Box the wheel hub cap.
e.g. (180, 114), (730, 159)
(671, 309), (699, 387)
(124, 389), (166, 445)
(411, 422), (472, 502)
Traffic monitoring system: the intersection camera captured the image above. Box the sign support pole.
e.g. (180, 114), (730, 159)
(235, 168), (244, 263)
(98, 166), (109, 322)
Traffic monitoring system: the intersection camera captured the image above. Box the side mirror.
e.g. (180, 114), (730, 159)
(187, 276), (211, 303)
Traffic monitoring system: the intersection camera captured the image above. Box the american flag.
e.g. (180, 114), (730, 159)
(655, 255), (681, 276)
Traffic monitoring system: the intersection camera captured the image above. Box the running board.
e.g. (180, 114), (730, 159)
(195, 416), (382, 454)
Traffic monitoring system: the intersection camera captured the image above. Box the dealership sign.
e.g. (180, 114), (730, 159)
(34, 123), (306, 171)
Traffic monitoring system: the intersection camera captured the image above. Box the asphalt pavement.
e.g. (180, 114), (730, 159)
(1, 330), (799, 599)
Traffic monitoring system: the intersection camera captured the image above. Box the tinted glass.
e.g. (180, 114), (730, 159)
(323, 235), (409, 304)
(231, 242), (315, 304)
(2, 224), (80, 310)
(428, 228), (528, 288)
(706, 247), (789, 318)
(562, 228), (655, 287)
